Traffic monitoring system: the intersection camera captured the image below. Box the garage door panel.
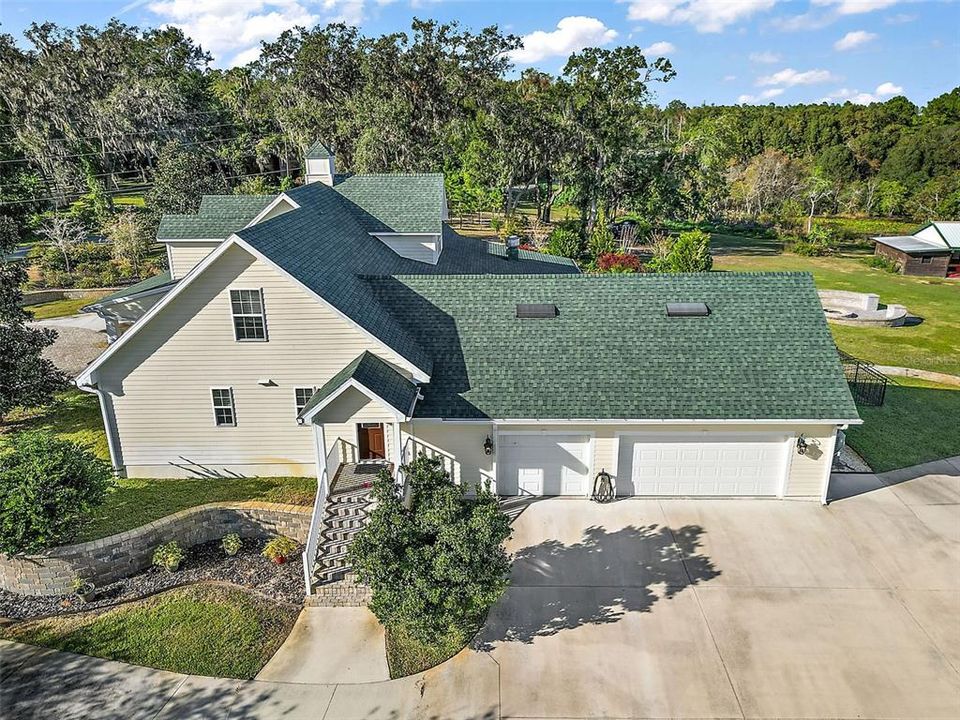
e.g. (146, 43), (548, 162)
(618, 436), (786, 497)
(499, 434), (591, 496)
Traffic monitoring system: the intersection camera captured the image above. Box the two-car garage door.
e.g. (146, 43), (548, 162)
(497, 432), (788, 497)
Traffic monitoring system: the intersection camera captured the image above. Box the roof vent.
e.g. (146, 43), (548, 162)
(517, 303), (558, 319)
(666, 302), (710, 317)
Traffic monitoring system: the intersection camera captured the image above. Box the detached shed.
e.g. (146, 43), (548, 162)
(873, 222), (960, 278)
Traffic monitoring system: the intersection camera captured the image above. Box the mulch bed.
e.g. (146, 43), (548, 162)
(0, 537), (304, 621)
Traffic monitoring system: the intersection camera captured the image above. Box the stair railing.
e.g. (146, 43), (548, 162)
(301, 438), (342, 594)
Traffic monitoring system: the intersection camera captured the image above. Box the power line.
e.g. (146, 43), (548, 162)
(0, 120), (255, 148)
(0, 136), (260, 165)
(0, 166), (301, 207)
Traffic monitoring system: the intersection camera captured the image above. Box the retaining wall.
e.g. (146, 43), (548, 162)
(0, 502), (310, 597)
(21, 288), (119, 307)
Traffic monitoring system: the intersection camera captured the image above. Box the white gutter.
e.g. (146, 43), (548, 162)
(75, 382), (122, 472)
(410, 417), (864, 425)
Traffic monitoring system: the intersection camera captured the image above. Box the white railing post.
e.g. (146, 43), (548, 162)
(301, 428), (340, 595)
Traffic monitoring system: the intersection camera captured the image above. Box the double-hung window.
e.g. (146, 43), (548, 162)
(230, 289), (267, 341)
(211, 387), (236, 426)
(295, 387), (315, 420)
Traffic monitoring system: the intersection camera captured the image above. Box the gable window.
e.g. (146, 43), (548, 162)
(295, 387), (315, 420)
(230, 289), (267, 341)
(211, 387), (236, 426)
(920, 255), (933, 264)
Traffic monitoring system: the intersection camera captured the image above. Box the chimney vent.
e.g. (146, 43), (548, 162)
(506, 235), (520, 260)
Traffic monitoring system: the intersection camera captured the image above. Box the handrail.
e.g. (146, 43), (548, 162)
(300, 438), (342, 594)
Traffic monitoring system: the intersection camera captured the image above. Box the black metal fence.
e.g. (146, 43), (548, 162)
(838, 350), (889, 406)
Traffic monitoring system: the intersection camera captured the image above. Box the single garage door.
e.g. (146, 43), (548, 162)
(617, 434), (787, 496)
(498, 434), (592, 496)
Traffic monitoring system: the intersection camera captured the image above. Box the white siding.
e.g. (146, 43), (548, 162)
(372, 234), (440, 264)
(401, 421), (494, 490)
(166, 241), (221, 279)
(96, 243), (413, 478)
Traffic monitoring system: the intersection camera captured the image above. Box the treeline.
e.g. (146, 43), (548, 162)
(1, 19), (957, 237)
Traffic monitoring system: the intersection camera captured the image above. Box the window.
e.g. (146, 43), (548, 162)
(295, 387), (315, 419)
(211, 388), (236, 426)
(920, 255), (933, 264)
(230, 289), (266, 341)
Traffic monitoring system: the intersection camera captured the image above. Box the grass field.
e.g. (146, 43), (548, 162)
(845, 378), (960, 473)
(2, 389), (110, 460)
(2, 585), (298, 679)
(711, 237), (960, 376)
(25, 294), (107, 320)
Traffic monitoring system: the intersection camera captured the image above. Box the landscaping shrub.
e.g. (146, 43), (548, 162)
(544, 227), (584, 259)
(862, 254), (900, 273)
(596, 252), (642, 273)
(791, 227), (837, 257)
(587, 210), (617, 261)
(262, 535), (298, 564)
(349, 455), (511, 660)
(0, 431), (112, 554)
(153, 541), (185, 572)
(649, 229), (713, 273)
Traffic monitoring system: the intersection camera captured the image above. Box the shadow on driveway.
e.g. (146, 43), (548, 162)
(476, 523), (719, 650)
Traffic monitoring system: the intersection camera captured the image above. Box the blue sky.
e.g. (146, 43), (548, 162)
(2, 1), (957, 107)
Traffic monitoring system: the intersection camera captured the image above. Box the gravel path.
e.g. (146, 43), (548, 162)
(29, 320), (107, 379)
(0, 537), (305, 621)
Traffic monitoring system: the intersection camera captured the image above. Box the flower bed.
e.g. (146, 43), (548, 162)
(0, 537), (304, 620)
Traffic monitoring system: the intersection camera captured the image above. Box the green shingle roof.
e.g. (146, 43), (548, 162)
(367, 272), (860, 422)
(157, 195), (275, 240)
(305, 141), (333, 159)
(83, 270), (176, 309)
(299, 351), (419, 420)
(333, 174), (444, 234)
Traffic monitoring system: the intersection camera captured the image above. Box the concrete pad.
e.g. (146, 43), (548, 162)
(826, 472), (885, 502)
(228, 681), (336, 719)
(257, 607), (388, 684)
(323, 648), (499, 720)
(484, 585), (741, 719)
(154, 676), (246, 719)
(898, 590), (960, 672)
(0, 639), (46, 680)
(828, 486), (960, 590)
(883, 470), (960, 506)
(879, 459), (960, 491)
(697, 586), (960, 719)
(660, 499), (886, 588)
(912, 504), (960, 542)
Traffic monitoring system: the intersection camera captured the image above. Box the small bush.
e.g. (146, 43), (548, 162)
(545, 227), (584, 259)
(222, 533), (242, 556)
(862, 254), (900, 273)
(792, 227), (838, 257)
(262, 535), (298, 564)
(596, 252), (642, 273)
(0, 431), (113, 554)
(153, 541), (185, 572)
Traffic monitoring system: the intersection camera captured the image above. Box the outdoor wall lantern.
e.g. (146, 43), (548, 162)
(796, 434), (808, 455)
(483, 436), (495, 455)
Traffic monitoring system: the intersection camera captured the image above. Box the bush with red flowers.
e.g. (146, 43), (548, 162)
(596, 252), (642, 274)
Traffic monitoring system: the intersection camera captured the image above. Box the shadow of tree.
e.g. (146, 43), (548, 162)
(476, 523), (718, 649)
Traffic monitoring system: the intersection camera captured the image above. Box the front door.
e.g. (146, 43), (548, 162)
(358, 423), (386, 460)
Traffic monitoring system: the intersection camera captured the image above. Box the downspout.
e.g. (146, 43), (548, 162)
(75, 379), (122, 474)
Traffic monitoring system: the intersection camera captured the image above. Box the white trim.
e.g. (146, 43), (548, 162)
(229, 287), (268, 342)
(490, 417), (863, 425)
(369, 232), (439, 237)
(294, 386), (316, 424)
(76, 235), (431, 386)
(77, 384), (122, 472)
(820, 428), (839, 506)
(81, 284), (174, 312)
(244, 193), (301, 228)
(301, 378), (408, 424)
(157, 238), (228, 244)
(210, 386), (236, 427)
(782, 435), (796, 499)
(166, 244), (175, 279)
(496, 430), (595, 497)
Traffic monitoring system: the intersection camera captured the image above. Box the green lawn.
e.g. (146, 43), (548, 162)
(844, 378), (960, 473)
(2, 585), (298, 679)
(385, 621), (476, 678)
(712, 239), (960, 376)
(3, 389), (315, 542)
(26, 294), (108, 320)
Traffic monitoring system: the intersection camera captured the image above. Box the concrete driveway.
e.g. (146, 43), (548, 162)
(479, 462), (960, 719)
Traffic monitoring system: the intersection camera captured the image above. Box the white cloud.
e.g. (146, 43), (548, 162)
(834, 30), (877, 50)
(642, 40), (676, 55)
(146, 0), (367, 66)
(510, 16), (618, 64)
(813, 0), (900, 15)
(738, 87), (785, 103)
(626, 0), (779, 33)
(821, 81), (904, 104)
(757, 67), (838, 86)
(723, 74), (737, 81)
(885, 13), (916, 24)
(749, 50), (781, 63)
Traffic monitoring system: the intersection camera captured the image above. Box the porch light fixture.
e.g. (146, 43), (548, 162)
(796, 434), (808, 455)
(483, 436), (494, 455)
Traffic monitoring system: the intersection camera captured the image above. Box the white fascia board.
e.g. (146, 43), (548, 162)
(75, 236), (240, 386)
(228, 234), (431, 383)
(301, 378), (408, 424)
(157, 238), (226, 244)
(81, 285), (174, 312)
(369, 232), (438, 236)
(244, 193), (300, 228)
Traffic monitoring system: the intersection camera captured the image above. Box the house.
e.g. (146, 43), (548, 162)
(872, 222), (960, 278)
(77, 144), (859, 514)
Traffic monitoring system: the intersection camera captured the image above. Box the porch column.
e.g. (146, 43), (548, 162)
(391, 421), (403, 470)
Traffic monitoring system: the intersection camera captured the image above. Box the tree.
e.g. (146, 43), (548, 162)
(803, 168), (835, 234)
(661, 229), (713, 273)
(39, 214), (85, 275)
(0, 216), (67, 419)
(145, 141), (228, 217)
(349, 455), (512, 643)
(586, 208), (617, 262)
(0, 431), (112, 554)
(106, 211), (151, 276)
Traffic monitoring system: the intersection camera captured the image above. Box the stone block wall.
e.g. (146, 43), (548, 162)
(0, 502), (310, 597)
(20, 288), (120, 307)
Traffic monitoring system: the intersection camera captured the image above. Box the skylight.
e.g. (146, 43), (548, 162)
(666, 302), (710, 317)
(516, 303), (558, 319)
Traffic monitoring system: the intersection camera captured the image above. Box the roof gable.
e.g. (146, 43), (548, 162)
(299, 351), (419, 420)
(367, 272), (860, 422)
(158, 195), (276, 240)
(330, 174), (445, 234)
